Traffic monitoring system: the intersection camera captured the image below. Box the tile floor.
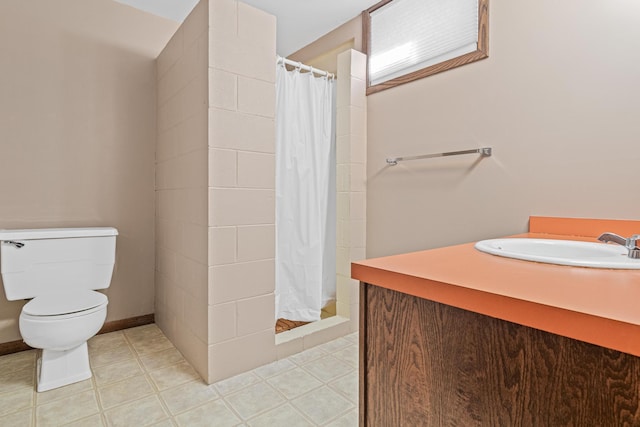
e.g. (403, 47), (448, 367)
(0, 324), (358, 426)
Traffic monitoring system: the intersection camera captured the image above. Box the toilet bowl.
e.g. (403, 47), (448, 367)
(19, 290), (108, 392)
(0, 227), (118, 392)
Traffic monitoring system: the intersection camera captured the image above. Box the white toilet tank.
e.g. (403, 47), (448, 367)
(0, 227), (118, 301)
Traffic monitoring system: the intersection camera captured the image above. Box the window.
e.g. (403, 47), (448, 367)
(363, 0), (489, 94)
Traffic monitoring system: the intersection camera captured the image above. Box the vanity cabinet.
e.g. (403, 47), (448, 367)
(359, 283), (640, 426)
(353, 217), (640, 427)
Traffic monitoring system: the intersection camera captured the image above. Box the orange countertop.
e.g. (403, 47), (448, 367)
(352, 217), (640, 357)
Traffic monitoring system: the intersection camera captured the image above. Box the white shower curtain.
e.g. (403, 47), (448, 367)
(275, 63), (336, 322)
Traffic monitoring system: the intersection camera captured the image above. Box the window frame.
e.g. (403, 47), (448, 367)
(362, 0), (489, 95)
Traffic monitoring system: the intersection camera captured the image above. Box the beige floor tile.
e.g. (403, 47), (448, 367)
(175, 400), (240, 427)
(328, 372), (358, 403)
(288, 346), (328, 366)
(89, 342), (135, 369)
(246, 403), (313, 427)
(129, 334), (175, 356)
(225, 382), (285, 420)
(319, 337), (351, 353)
(88, 332), (127, 352)
(148, 361), (200, 391)
(252, 358), (296, 379)
(36, 378), (93, 405)
(0, 327), (361, 427)
(139, 347), (185, 372)
(0, 388), (33, 417)
(325, 408), (358, 427)
(0, 349), (37, 373)
(98, 375), (155, 410)
(123, 324), (163, 342)
(332, 344), (358, 368)
(159, 380), (218, 415)
(0, 367), (35, 394)
(343, 332), (359, 344)
(103, 395), (168, 427)
(213, 371), (261, 396)
(125, 325), (175, 356)
(63, 413), (105, 426)
(36, 389), (99, 427)
(291, 386), (354, 425)
(266, 368), (322, 400)
(0, 408), (33, 427)
(93, 358), (143, 387)
(301, 355), (353, 383)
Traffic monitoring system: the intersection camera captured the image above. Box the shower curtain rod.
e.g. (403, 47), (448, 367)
(276, 56), (335, 79)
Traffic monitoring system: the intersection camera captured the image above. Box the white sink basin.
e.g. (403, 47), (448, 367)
(474, 238), (640, 269)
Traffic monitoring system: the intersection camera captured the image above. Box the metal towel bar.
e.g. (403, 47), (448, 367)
(386, 147), (492, 166)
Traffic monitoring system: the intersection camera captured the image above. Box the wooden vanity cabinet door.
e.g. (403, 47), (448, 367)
(359, 283), (640, 426)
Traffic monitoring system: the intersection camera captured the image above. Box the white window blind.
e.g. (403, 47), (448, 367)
(369, 0), (479, 86)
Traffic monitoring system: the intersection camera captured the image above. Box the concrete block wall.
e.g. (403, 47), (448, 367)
(336, 50), (367, 332)
(156, 0), (365, 384)
(206, 0), (277, 383)
(155, 0), (210, 378)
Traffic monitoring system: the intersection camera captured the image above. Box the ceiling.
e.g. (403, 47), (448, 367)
(114, 0), (378, 56)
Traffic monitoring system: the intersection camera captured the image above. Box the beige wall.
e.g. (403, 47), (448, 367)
(289, 16), (363, 76)
(367, 0), (640, 257)
(296, 0), (640, 258)
(155, 0), (210, 377)
(0, 0), (178, 344)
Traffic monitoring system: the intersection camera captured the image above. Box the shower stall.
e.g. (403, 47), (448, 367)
(275, 56), (337, 328)
(155, 0), (366, 384)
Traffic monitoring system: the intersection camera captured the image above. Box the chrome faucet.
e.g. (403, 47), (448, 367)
(597, 232), (640, 259)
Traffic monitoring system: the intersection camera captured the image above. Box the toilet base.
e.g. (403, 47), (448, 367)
(37, 342), (92, 392)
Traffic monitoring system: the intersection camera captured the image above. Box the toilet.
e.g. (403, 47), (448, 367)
(0, 227), (118, 392)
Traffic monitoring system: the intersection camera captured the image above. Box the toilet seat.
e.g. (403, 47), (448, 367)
(22, 290), (108, 319)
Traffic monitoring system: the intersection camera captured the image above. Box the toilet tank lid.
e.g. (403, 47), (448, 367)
(0, 227), (118, 241)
